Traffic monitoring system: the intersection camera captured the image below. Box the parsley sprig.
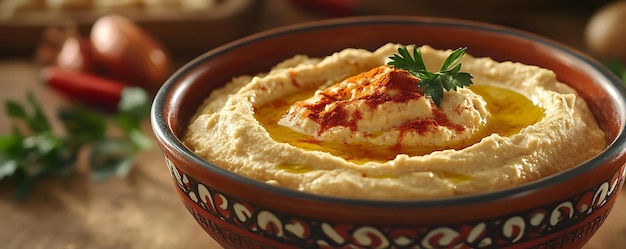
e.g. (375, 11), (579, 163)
(388, 46), (474, 106)
(0, 88), (152, 200)
(604, 59), (626, 83)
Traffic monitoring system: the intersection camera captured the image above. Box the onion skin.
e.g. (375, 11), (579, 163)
(56, 36), (97, 73)
(585, 1), (626, 59)
(90, 14), (171, 92)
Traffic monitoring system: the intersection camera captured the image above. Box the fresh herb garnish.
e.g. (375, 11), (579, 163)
(388, 46), (474, 107)
(0, 88), (152, 200)
(604, 59), (626, 83)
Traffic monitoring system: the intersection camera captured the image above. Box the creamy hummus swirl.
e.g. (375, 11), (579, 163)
(184, 44), (607, 200)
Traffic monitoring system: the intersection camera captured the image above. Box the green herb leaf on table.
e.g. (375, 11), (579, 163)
(0, 88), (153, 200)
(89, 87), (153, 181)
(58, 104), (107, 147)
(89, 138), (135, 182)
(604, 59), (626, 83)
(388, 46), (474, 107)
(114, 87), (153, 150)
(0, 94), (77, 199)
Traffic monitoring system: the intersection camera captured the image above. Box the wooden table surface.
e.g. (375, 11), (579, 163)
(1, 1), (626, 248)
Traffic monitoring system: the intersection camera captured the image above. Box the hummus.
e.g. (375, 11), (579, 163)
(183, 44), (607, 200)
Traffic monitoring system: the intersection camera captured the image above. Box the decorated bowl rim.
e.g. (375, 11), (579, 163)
(151, 15), (626, 208)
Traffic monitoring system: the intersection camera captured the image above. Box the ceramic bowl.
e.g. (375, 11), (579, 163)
(151, 16), (626, 249)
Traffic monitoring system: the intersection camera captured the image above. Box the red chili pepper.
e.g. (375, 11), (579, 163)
(42, 67), (126, 110)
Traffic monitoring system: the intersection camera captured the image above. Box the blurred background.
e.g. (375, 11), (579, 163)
(0, 0), (620, 61)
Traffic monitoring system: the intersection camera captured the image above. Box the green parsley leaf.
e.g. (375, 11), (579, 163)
(114, 87), (153, 150)
(0, 160), (18, 180)
(89, 138), (135, 181)
(1, 88), (153, 200)
(388, 46), (474, 107)
(604, 59), (626, 83)
(58, 105), (107, 147)
(26, 92), (52, 133)
(5, 101), (28, 119)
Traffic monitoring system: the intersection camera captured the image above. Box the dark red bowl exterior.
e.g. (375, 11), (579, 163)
(152, 16), (626, 249)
